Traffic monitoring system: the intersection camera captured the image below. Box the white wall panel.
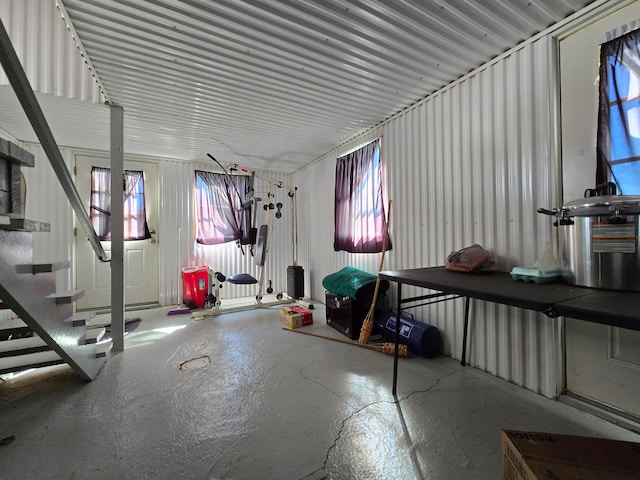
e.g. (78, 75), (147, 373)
(295, 36), (561, 397)
(22, 143), (74, 292)
(0, 0), (105, 103)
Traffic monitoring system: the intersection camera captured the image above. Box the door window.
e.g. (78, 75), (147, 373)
(90, 166), (151, 241)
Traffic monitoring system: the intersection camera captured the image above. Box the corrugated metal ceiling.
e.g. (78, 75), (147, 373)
(4, 0), (597, 172)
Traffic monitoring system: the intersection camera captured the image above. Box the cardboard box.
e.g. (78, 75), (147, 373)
(287, 305), (312, 324)
(279, 306), (313, 329)
(501, 429), (640, 480)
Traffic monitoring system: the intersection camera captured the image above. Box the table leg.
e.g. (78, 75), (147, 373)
(461, 296), (471, 366)
(392, 282), (402, 397)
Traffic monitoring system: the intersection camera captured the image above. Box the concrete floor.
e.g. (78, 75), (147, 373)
(1, 302), (639, 480)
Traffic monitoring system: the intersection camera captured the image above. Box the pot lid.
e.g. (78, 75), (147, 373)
(564, 194), (640, 208)
(562, 195), (640, 215)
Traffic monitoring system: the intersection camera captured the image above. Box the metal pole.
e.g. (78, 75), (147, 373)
(392, 282), (402, 398)
(461, 297), (471, 366)
(110, 105), (125, 352)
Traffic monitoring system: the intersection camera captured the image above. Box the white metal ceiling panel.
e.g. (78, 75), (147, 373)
(3, 0), (597, 172)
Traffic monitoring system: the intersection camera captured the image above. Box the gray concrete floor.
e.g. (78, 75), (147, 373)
(1, 302), (639, 480)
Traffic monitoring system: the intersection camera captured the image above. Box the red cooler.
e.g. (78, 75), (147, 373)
(181, 266), (209, 309)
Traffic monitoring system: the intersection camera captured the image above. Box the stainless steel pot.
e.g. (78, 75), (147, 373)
(539, 195), (640, 292)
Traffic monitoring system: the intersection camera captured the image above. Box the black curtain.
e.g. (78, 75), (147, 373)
(195, 170), (251, 245)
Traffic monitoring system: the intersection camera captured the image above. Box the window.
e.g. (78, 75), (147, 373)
(334, 139), (390, 253)
(597, 29), (640, 194)
(90, 167), (151, 241)
(195, 170), (253, 245)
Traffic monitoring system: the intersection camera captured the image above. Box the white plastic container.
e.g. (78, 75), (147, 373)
(510, 266), (562, 284)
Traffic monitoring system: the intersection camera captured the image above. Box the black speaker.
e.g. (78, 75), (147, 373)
(287, 265), (304, 299)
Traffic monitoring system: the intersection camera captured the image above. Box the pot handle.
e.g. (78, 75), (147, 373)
(537, 208), (556, 216)
(538, 207), (573, 226)
(585, 182), (617, 197)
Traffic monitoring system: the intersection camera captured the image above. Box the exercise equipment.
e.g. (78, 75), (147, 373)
(202, 159), (311, 316)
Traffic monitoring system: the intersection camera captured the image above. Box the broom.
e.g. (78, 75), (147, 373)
(282, 327), (408, 357)
(358, 199), (392, 345)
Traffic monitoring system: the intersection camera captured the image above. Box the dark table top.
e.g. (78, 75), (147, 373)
(552, 290), (640, 330)
(379, 266), (640, 329)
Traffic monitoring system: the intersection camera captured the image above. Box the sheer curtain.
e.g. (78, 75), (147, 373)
(123, 170), (151, 240)
(597, 29), (640, 194)
(90, 167), (151, 241)
(334, 139), (390, 253)
(195, 170), (252, 245)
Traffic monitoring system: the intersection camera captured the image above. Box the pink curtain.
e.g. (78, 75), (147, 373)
(334, 139), (390, 253)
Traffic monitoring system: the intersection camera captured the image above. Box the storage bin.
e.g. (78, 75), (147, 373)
(181, 266), (209, 309)
(325, 291), (385, 340)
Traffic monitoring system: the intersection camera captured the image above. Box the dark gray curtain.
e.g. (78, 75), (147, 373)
(597, 29), (640, 192)
(195, 170), (252, 245)
(334, 139), (390, 253)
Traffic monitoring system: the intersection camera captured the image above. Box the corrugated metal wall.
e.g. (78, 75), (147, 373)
(158, 160), (293, 307)
(0, 0), (105, 103)
(294, 36), (561, 398)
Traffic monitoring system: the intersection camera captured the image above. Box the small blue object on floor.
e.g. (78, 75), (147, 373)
(167, 307), (191, 315)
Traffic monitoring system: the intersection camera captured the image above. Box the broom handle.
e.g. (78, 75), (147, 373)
(282, 327), (408, 357)
(358, 199), (392, 344)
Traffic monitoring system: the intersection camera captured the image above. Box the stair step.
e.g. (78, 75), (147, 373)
(0, 217), (50, 232)
(49, 289), (84, 304)
(96, 341), (112, 358)
(0, 350), (64, 375)
(0, 335), (49, 357)
(34, 261), (71, 273)
(16, 261), (71, 274)
(0, 318), (30, 339)
(84, 327), (105, 345)
(72, 311), (96, 327)
(1, 230), (106, 380)
(0, 138), (35, 167)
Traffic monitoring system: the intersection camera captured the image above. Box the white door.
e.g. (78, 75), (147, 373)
(560, 1), (640, 419)
(75, 155), (159, 310)
(566, 320), (640, 417)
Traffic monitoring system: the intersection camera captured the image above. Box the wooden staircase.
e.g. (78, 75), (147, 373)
(0, 140), (109, 380)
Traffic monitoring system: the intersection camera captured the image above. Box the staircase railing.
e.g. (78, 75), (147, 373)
(0, 18), (109, 263)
